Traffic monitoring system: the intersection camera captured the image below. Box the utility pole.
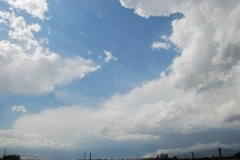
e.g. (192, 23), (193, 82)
(218, 148), (222, 160)
(191, 152), (194, 160)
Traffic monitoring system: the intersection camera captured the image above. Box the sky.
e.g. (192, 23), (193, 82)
(0, 0), (240, 159)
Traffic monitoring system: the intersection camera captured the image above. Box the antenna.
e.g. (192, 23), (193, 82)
(4, 148), (7, 156)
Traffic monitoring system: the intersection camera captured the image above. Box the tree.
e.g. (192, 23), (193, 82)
(235, 151), (240, 158)
(160, 153), (168, 159)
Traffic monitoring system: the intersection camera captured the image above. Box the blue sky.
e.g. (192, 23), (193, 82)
(0, 0), (240, 159)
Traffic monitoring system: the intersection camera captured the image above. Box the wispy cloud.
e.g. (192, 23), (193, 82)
(79, 31), (85, 36)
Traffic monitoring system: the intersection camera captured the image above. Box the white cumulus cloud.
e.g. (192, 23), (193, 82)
(0, 41), (100, 94)
(4, 0), (48, 20)
(0, 0), (240, 156)
(117, 0), (240, 133)
(103, 50), (118, 63)
(0, 4), (100, 94)
(12, 106), (27, 113)
(151, 41), (170, 51)
(5, 11), (40, 48)
(119, 0), (188, 18)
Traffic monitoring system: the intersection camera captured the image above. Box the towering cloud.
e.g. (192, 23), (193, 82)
(116, 1), (240, 130)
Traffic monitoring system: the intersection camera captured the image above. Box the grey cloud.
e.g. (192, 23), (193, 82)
(225, 114), (240, 123)
(215, 44), (240, 71)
